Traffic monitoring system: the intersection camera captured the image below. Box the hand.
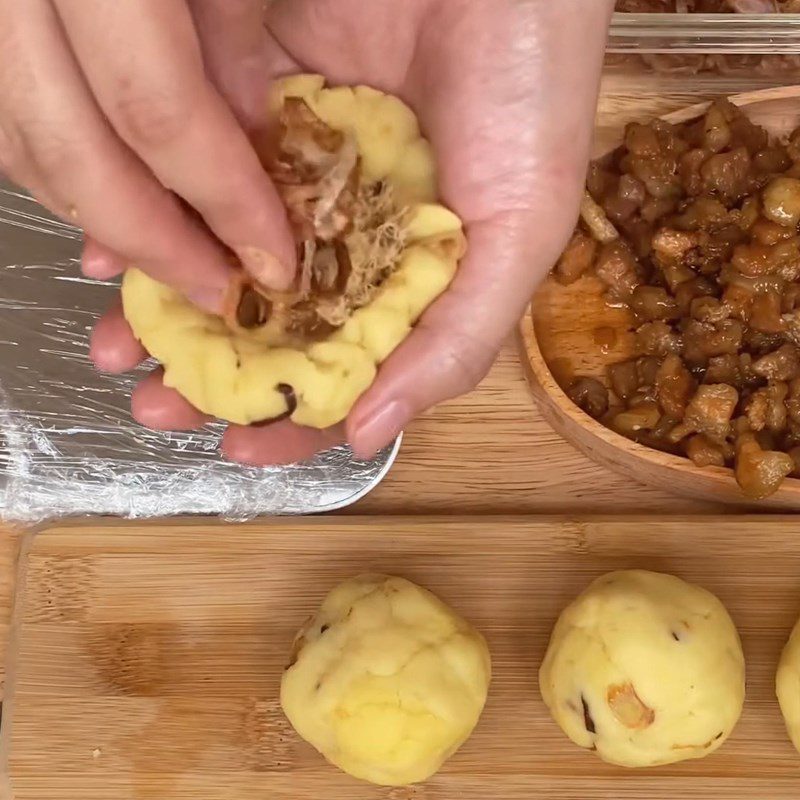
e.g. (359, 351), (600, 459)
(93, 0), (611, 464)
(0, 0), (297, 301)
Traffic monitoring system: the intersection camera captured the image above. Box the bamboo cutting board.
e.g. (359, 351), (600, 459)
(3, 517), (800, 799)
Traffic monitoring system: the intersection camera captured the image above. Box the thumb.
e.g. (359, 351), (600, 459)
(190, 0), (288, 134)
(346, 209), (578, 458)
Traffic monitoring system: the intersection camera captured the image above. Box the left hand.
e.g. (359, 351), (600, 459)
(90, 0), (612, 464)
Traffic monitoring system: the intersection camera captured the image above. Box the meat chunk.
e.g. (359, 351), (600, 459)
(686, 434), (727, 467)
(652, 228), (699, 260)
(629, 285), (680, 322)
(556, 231), (597, 285)
(595, 241), (640, 300)
(745, 382), (789, 433)
(735, 433), (794, 499)
(787, 378), (800, 424)
(701, 147), (751, 200)
(704, 352), (759, 389)
(683, 319), (743, 364)
(635, 321), (683, 357)
(655, 354), (695, 418)
(610, 402), (662, 438)
(752, 343), (800, 381)
(749, 291), (785, 333)
(763, 176), (800, 228)
(608, 360), (639, 402)
(669, 383), (739, 443)
(567, 377), (609, 420)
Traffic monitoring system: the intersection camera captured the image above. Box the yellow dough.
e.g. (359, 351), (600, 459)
(777, 616), (800, 753)
(121, 75), (465, 429)
(280, 574), (491, 786)
(539, 570), (744, 768)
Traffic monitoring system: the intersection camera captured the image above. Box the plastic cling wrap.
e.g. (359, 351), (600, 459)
(0, 181), (400, 525)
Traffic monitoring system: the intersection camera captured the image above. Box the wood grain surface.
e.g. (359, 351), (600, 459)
(0, 531), (19, 701)
(4, 516), (800, 800)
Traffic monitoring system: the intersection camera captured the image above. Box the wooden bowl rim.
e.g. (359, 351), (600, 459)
(523, 84), (800, 499)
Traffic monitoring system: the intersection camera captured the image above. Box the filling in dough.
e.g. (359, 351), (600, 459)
(122, 75), (466, 429)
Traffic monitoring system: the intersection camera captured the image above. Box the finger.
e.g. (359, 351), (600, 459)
(55, 0), (297, 290)
(222, 420), (345, 467)
(0, 0), (234, 303)
(89, 303), (147, 373)
(131, 369), (212, 431)
(189, 0), (274, 133)
(81, 236), (126, 280)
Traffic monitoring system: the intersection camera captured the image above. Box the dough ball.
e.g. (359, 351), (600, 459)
(280, 574), (491, 786)
(122, 75), (465, 430)
(539, 570), (744, 768)
(777, 615), (800, 753)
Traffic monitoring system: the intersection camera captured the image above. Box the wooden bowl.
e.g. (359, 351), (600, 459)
(521, 85), (800, 509)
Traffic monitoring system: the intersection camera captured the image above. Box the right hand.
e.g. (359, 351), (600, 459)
(0, 0), (297, 307)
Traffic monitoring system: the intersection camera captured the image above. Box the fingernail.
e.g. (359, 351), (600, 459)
(82, 244), (125, 280)
(351, 400), (410, 459)
(186, 287), (224, 314)
(236, 246), (291, 290)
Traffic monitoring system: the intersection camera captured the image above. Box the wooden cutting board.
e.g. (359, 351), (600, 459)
(3, 516), (800, 799)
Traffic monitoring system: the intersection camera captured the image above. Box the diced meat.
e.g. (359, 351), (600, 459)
(668, 383), (739, 443)
(555, 231), (597, 285)
(701, 147), (751, 200)
(690, 296), (731, 324)
(749, 291), (785, 333)
(674, 195), (729, 231)
(550, 96), (800, 497)
(675, 276), (717, 315)
(567, 377), (610, 420)
(754, 147), (792, 175)
(751, 219), (795, 248)
(595, 241), (640, 300)
(762, 176), (800, 227)
(629, 285), (680, 322)
(636, 321), (683, 357)
(686, 434), (727, 467)
(752, 343), (800, 381)
(683, 319), (743, 364)
(788, 378), (800, 424)
(745, 382), (788, 433)
(783, 309), (800, 346)
(735, 433), (794, 499)
(704, 352), (759, 389)
(608, 360), (639, 402)
(610, 402), (662, 437)
(655, 354), (695, 418)
(637, 355), (662, 388)
(703, 102), (732, 153)
(731, 242), (776, 278)
(625, 123), (661, 158)
(652, 229), (699, 260)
